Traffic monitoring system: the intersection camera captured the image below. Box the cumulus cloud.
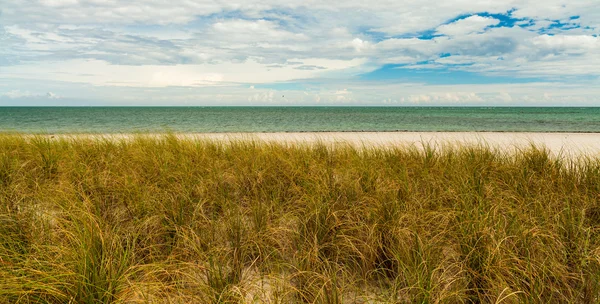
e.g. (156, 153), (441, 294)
(351, 38), (370, 52)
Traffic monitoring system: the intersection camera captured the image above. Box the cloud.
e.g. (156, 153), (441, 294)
(408, 92), (483, 104)
(46, 91), (60, 99)
(351, 38), (370, 52)
(0, 58), (367, 87)
(211, 19), (308, 42)
(1, 0), (600, 105)
(4, 76), (600, 106)
(436, 15), (501, 36)
(373, 24), (600, 79)
(1, 90), (39, 98)
(0, 89), (60, 99)
(294, 65), (326, 70)
(2, 0), (599, 36)
(532, 34), (600, 54)
(248, 91), (276, 103)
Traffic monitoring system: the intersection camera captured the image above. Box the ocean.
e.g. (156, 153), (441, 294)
(0, 107), (599, 133)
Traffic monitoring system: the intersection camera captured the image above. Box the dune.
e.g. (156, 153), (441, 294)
(50, 131), (600, 157)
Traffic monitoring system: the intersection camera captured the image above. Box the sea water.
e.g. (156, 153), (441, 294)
(0, 107), (599, 133)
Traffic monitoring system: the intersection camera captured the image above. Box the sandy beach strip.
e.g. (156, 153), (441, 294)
(40, 132), (600, 157)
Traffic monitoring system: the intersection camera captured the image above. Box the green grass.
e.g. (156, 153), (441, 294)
(1, 134), (600, 303)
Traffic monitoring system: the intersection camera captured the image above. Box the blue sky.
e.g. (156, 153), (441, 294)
(0, 0), (599, 106)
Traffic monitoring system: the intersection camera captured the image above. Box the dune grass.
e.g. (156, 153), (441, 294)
(1, 134), (600, 303)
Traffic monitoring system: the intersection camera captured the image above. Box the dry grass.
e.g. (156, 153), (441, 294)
(1, 134), (600, 303)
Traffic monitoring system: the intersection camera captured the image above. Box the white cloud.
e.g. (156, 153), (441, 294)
(497, 92), (513, 102)
(1, 0), (600, 105)
(4, 76), (600, 106)
(0, 89), (60, 99)
(1, 90), (39, 98)
(248, 91), (275, 103)
(39, 0), (79, 8)
(408, 92), (483, 104)
(334, 89), (350, 95)
(0, 58), (367, 87)
(211, 19), (308, 42)
(372, 25), (600, 79)
(532, 34), (600, 53)
(436, 16), (501, 36)
(46, 91), (60, 99)
(0, 0), (595, 35)
(351, 38), (370, 52)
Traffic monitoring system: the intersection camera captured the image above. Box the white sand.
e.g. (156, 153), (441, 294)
(88, 132), (599, 156)
(48, 132), (600, 157)
(195, 132), (600, 156)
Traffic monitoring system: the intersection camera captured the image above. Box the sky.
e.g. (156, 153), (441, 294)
(1, 0), (599, 106)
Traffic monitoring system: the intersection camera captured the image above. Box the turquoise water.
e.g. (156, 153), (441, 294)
(0, 107), (599, 133)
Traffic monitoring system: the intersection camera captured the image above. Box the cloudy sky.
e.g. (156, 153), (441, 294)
(1, 0), (599, 106)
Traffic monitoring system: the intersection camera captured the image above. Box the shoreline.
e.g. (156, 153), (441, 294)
(5, 130), (600, 134)
(13, 131), (600, 157)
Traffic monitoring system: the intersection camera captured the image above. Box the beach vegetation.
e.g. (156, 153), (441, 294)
(1, 134), (599, 303)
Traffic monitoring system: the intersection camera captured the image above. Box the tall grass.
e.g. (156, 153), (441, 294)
(1, 134), (599, 303)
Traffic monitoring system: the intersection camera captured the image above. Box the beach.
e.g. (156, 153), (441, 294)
(5, 0), (599, 300)
(192, 132), (600, 153)
(3, 132), (600, 302)
(53, 131), (600, 157)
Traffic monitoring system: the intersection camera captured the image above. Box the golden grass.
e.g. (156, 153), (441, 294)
(1, 134), (599, 303)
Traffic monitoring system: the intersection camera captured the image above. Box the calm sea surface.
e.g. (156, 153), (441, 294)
(0, 107), (599, 133)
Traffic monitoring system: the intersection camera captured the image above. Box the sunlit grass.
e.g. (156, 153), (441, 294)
(1, 134), (599, 303)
